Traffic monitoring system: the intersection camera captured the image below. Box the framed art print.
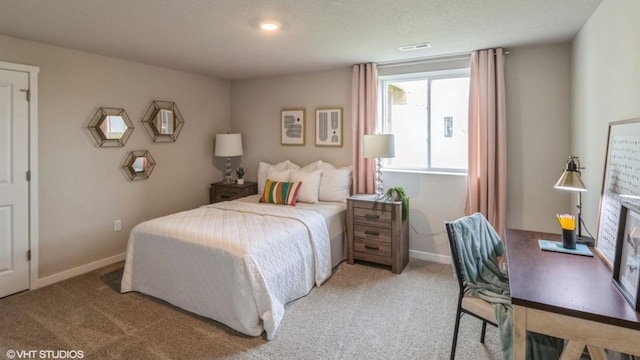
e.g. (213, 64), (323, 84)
(596, 118), (640, 268)
(612, 202), (640, 310)
(281, 109), (305, 145)
(315, 107), (343, 147)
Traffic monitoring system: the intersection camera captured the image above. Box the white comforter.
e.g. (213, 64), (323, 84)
(120, 201), (332, 339)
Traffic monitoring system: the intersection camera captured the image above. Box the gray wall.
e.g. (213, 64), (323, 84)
(572, 0), (640, 239)
(505, 44), (573, 232)
(0, 34), (230, 279)
(230, 68), (353, 176)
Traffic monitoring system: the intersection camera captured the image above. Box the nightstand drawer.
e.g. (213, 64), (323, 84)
(353, 224), (392, 243)
(353, 238), (392, 258)
(215, 192), (238, 202)
(353, 207), (392, 227)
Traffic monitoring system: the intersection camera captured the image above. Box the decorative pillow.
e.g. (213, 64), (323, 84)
(318, 162), (353, 202)
(260, 180), (302, 206)
(257, 160), (300, 194)
(290, 169), (322, 204)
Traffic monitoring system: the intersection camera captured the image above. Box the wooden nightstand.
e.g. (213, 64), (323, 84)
(209, 181), (257, 203)
(346, 194), (409, 274)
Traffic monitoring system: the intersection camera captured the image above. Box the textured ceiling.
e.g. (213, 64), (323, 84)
(0, 0), (602, 80)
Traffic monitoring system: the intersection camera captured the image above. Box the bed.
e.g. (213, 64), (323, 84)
(120, 192), (347, 340)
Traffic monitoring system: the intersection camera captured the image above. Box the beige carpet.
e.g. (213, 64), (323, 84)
(0, 259), (503, 359)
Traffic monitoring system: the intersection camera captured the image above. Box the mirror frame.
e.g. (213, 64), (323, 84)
(87, 107), (134, 147)
(122, 150), (156, 181)
(141, 100), (185, 142)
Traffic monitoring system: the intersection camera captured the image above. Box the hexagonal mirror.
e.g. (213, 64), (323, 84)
(122, 150), (156, 181)
(141, 100), (184, 142)
(88, 107), (134, 147)
(154, 109), (174, 134)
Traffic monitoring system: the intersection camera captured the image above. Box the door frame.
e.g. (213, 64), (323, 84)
(1, 60), (39, 290)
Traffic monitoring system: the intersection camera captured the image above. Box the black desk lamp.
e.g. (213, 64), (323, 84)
(554, 156), (595, 246)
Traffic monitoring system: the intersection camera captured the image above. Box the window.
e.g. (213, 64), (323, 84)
(379, 69), (470, 173)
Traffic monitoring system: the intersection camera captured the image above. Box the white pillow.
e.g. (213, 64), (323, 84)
(318, 162), (353, 202)
(301, 160), (322, 171)
(290, 169), (322, 204)
(266, 167), (291, 182)
(258, 160), (300, 194)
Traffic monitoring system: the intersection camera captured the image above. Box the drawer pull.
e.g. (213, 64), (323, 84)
(220, 195), (231, 199)
(364, 230), (380, 236)
(364, 244), (380, 251)
(364, 214), (379, 219)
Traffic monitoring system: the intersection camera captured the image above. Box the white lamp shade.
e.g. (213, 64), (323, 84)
(215, 133), (243, 157)
(363, 134), (395, 159)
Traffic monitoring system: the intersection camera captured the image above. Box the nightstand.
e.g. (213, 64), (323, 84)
(346, 194), (409, 274)
(209, 181), (257, 203)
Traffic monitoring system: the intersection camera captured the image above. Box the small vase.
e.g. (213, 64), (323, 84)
(237, 179), (245, 185)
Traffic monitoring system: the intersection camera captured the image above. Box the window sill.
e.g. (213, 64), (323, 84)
(383, 168), (467, 177)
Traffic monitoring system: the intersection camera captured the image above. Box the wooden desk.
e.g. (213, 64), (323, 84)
(505, 229), (640, 360)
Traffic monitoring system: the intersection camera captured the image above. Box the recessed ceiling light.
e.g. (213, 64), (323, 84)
(259, 21), (281, 31)
(398, 43), (431, 51)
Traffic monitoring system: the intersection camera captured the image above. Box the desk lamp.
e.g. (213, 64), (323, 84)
(215, 133), (243, 184)
(554, 155), (595, 245)
(363, 134), (395, 198)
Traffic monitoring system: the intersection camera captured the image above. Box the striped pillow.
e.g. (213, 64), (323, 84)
(260, 179), (303, 206)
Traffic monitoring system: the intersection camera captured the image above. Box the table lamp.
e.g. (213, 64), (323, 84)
(364, 134), (395, 198)
(215, 133), (243, 184)
(554, 155), (595, 245)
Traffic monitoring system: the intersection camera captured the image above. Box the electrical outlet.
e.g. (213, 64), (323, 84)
(114, 219), (122, 231)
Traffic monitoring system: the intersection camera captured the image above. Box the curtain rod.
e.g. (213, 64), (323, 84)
(377, 49), (510, 69)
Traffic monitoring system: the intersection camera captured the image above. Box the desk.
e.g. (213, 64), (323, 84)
(505, 229), (640, 360)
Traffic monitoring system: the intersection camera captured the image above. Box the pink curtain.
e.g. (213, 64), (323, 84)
(351, 63), (378, 194)
(465, 48), (507, 237)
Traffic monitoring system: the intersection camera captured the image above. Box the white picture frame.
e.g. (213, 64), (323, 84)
(596, 118), (640, 268)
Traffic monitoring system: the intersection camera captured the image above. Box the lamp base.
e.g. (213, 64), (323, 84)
(223, 157), (233, 184)
(576, 235), (595, 247)
(374, 157), (384, 198)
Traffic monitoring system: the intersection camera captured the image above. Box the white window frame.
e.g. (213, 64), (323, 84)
(378, 67), (470, 174)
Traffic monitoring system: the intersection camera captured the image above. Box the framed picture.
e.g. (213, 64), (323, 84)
(281, 109), (305, 145)
(596, 118), (640, 268)
(612, 202), (640, 311)
(315, 107), (343, 147)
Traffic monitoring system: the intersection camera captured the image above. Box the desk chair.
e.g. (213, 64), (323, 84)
(445, 218), (499, 360)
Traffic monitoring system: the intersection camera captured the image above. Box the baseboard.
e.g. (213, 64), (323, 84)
(34, 250), (445, 288)
(409, 249), (451, 264)
(36, 252), (126, 289)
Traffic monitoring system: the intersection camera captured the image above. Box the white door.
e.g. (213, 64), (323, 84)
(0, 69), (30, 298)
